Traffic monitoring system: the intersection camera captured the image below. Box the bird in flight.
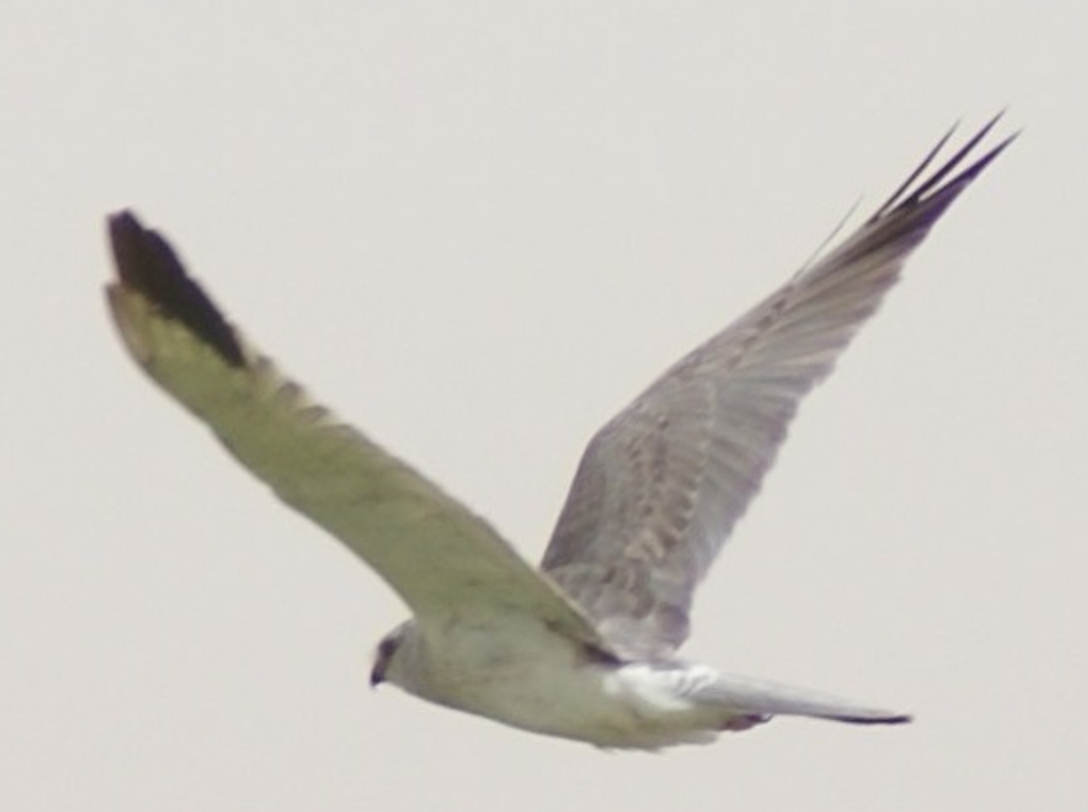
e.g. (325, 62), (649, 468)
(106, 118), (1013, 749)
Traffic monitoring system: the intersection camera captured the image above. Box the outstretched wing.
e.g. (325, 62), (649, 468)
(106, 212), (608, 652)
(541, 118), (1015, 660)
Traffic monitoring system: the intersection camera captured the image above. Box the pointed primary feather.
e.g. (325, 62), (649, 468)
(106, 212), (610, 653)
(541, 120), (1015, 660)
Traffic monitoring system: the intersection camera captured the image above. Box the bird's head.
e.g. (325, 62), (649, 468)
(369, 621), (413, 688)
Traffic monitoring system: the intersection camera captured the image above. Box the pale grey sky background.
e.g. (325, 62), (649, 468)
(2, 2), (1085, 810)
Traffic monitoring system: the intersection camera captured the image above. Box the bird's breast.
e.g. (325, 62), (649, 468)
(402, 614), (620, 733)
(400, 615), (716, 747)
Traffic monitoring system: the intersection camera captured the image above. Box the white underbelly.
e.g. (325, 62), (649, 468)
(404, 619), (721, 748)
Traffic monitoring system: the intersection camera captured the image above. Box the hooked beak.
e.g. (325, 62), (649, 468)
(369, 659), (386, 688)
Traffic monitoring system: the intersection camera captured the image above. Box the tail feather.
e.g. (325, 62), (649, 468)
(689, 672), (911, 726)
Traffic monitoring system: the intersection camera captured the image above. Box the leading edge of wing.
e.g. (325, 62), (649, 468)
(540, 119), (1016, 660)
(105, 211), (610, 653)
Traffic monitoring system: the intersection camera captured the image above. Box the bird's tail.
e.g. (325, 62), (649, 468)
(687, 670), (911, 726)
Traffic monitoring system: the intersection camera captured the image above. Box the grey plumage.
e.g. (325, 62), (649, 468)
(542, 117), (1014, 661)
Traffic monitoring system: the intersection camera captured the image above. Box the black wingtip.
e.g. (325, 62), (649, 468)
(870, 113), (1018, 224)
(903, 112), (1016, 206)
(108, 210), (246, 367)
